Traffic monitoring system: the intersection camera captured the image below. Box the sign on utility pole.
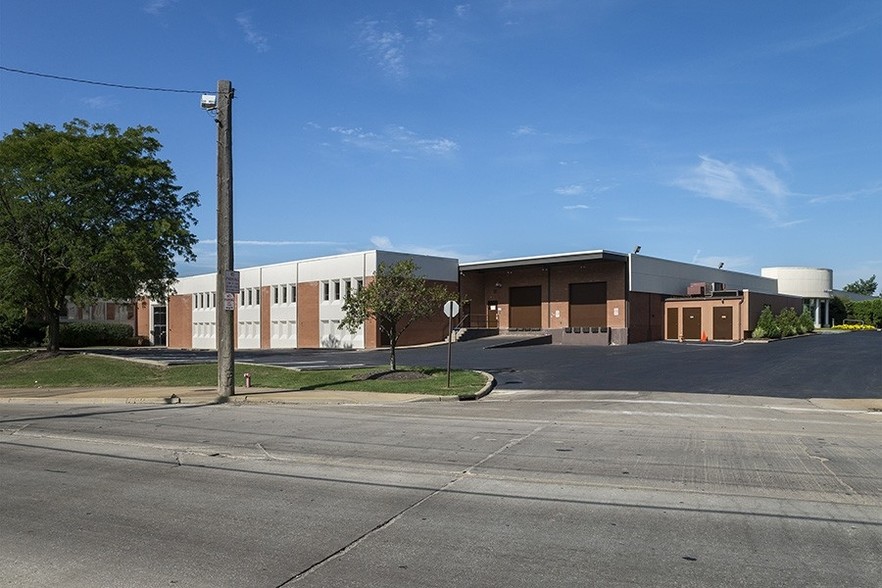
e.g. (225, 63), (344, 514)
(443, 300), (460, 388)
(215, 80), (235, 402)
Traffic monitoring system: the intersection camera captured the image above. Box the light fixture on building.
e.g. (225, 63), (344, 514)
(633, 245), (641, 254)
(718, 262), (724, 269)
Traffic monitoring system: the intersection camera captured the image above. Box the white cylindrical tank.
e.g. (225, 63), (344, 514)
(761, 267), (833, 298)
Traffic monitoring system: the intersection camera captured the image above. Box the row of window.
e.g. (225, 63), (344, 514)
(272, 284), (296, 305)
(196, 278), (359, 308)
(193, 322), (216, 338)
(321, 278), (363, 302)
(194, 292), (216, 309)
(193, 321), (298, 340)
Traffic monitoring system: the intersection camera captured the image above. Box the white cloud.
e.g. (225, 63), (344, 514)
(512, 125), (537, 137)
(358, 20), (408, 79)
(563, 204), (589, 210)
(329, 125), (458, 158)
(455, 4), (471, 18)
(81, 96), (119, 109)
(369, 236), (483, 261)
(236, 12), (270, 53)
(555, 184), (585, 196)
(674, 156), (790, 223)
(143, 0), (177, 15)
(370, 236), (394, 249)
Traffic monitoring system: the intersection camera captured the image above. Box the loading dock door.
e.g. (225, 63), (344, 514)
(509, 286), (542, 329)
(713, 306), (733, 340)
(682, 307), (702, 340)
(666, 307), (679, 340)
(569, 282), (607, 327)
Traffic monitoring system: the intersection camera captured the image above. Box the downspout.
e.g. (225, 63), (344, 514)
(547, 264), (551, 329)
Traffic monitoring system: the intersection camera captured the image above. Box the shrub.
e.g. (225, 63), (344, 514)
(753, 306), (780, 339)
(0, 310), (45, 348)
(58, 322), (134, 347)
(799, 309), (815, 334)
(848, 299), (882, 328)
(777, 307), (800, 338)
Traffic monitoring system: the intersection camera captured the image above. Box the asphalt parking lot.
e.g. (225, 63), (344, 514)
(90, 331), (882, 399)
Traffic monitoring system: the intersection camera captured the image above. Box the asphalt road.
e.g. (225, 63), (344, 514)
(92, 331), (882, 398)
(1, 395), (880, 587)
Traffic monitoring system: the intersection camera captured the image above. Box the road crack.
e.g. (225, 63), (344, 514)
(277, 425), (544, 586)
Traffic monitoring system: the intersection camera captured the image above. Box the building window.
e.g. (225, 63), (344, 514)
(273, 286), (279, 304)
(356, 278), (363, 291)
(322, 281), (330, 301)
(254, 288), (260, 306)
(334, 280), (341, 301)
(290, 284), (297, 303)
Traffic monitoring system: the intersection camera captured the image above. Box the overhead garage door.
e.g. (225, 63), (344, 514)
(509, 286), (542, 329)
(569, 282), (607, 327)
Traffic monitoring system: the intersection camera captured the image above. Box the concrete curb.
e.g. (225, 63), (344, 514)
(457, 371), (496, 401)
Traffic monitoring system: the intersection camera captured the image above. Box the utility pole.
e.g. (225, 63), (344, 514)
(215, 80), (235, 402)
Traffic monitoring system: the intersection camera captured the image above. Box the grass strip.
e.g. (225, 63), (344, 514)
(0, 352), (486, 395)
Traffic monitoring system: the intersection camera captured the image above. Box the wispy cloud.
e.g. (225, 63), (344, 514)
(512, 126), (538, 137)
(327, 124), (458, 158)
(555, 184), (585, 196)
(358, 20), (408, 78)
(236, 12), (270, 53)
(563, 204), (590, 210)
(772, 18), (878, 54)
(81, 96), (119, 110)
(455, 4), (471, 18)
(370, 236), (483, 262)
(674, 156), (790, 223)
(143, 0), (177, 15)
(806, 183), (882, 204)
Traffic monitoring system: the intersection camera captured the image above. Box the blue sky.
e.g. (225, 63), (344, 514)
(1, 1), (880, 291)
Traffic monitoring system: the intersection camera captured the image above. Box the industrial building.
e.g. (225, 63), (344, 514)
(95, 249), (838, 349)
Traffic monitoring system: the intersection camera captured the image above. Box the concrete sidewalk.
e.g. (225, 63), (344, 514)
(0, 386), (460, 406)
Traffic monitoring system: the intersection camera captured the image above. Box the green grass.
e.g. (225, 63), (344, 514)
(0, 352), (487, 395)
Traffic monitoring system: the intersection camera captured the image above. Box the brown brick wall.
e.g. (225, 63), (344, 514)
(460, 260), (628, 331)
(167, 294), (192, 348)
(297, 281), (320, 348)
(135, 297), (151, 338)
(260, 286), (271, 349)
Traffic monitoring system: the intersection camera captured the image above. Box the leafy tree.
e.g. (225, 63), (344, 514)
(843, 275), (877, 297)
(340, 259), (452, 371)
(0, 119), (198, 351)
(829, 296), (848, 325)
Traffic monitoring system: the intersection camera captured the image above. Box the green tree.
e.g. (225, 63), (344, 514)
(829, 296), (848, 325)
(340, 259), (452, 371)
(0, 119), (198, 351)
(843, 275), (877, 297)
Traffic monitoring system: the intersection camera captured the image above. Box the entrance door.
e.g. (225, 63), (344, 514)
(152, 305), (167, 346)
(666, 307), (679, 340)
(682, 307), (701, 340)
(713, 306), (733, 340)
(486, 301), (498, 328)
(509, 286), (542, 329)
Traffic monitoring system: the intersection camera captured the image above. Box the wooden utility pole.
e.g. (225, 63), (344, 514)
(215, 80), (235, 402)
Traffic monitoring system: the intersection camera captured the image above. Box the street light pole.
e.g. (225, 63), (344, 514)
(215, 79), (235, 402)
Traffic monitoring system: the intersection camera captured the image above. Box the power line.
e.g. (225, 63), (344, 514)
(0, 65), (220, 95)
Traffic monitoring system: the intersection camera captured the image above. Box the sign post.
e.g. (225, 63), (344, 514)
(443, 300), (460, 388)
